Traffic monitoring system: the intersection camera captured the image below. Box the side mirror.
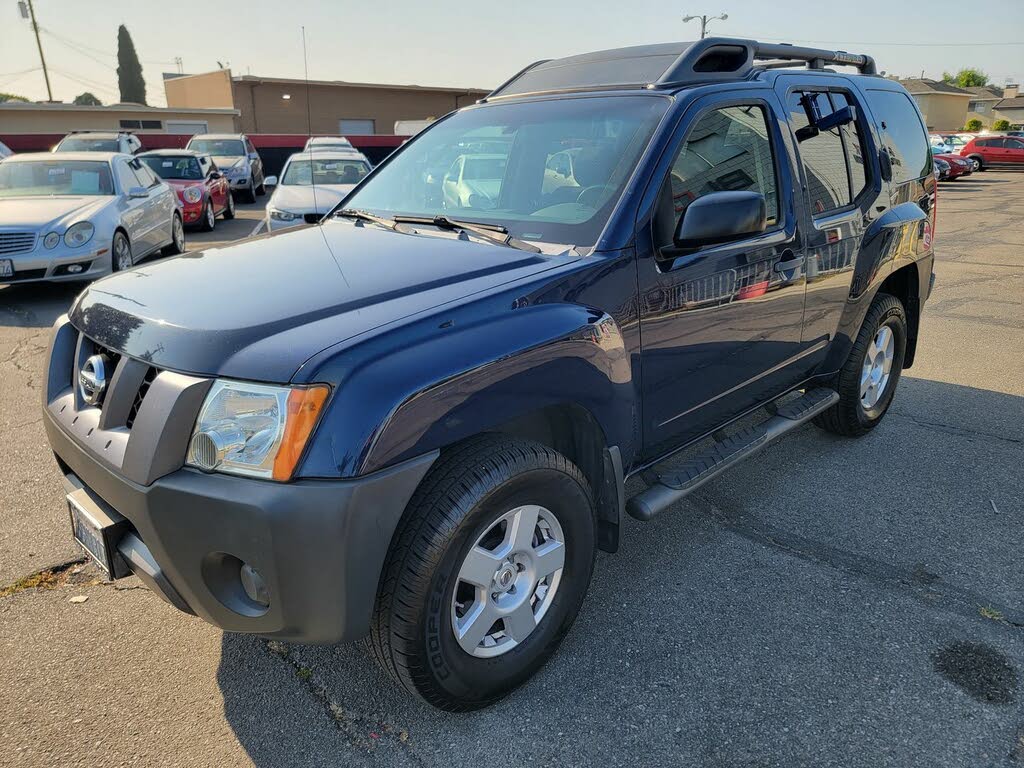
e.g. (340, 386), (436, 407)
(209, 171), (222, 180)
(674, 191), (767, 248)
(127, 186), (149, 199)
(264, 176), (278, 187)
(248, 152), (260, 161)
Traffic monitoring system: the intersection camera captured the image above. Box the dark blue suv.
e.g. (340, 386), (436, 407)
(43, 38), (936, 710)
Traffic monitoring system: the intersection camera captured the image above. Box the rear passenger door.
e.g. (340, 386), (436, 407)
(775, 79), (883, 349)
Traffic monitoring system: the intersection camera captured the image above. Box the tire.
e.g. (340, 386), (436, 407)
(968, 155), (983, 171)
(242, 178), (257, 204)
(200, 199), (216, 232)
(255, 175), (266, 196)
(370, 435), (596, 711)
(814, 292), (907, 437)
(111, 230), (132, 272)
(221, 192), (235, 220)
(161, 213), (185, 256)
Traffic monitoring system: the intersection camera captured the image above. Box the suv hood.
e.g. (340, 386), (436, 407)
(71, 218), (570, 382)
(0, 196), (113, 230)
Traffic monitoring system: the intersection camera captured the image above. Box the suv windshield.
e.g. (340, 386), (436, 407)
(283, 157), (369, 185)
(140, 155), (203, 180)
(0, 159), (114, 197)
(188, 139), (245, 156)
(56, 137), (118, 152)
(342, 95), (668, 247)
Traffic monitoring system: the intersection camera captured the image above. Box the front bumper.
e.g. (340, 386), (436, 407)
(42, 316), (436, 643)
(1, 242), (112, 284)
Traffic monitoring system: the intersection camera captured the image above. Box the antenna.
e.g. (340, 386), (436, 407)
(301, 26), (318, 221)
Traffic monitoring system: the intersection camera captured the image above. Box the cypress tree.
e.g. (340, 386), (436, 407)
(116, 25), (147, 105)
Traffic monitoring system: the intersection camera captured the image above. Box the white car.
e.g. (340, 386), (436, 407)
(442, 153), (506, 209)
(54, 131), (142, 155)
(264, 151), (372, 232)
(0, 152), (183, 284)
(0, 140), (12, 160)
(303, 136), (354, 152)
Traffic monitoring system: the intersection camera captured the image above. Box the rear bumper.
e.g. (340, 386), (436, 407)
(45, 407), (435, 643)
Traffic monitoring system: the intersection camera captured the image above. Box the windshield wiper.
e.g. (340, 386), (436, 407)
(335, 208), (402, 231)
(394, 215), (542, 254)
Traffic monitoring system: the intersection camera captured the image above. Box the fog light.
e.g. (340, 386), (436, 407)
(67, 263), (84, 274)
(240, 563), (270, 607)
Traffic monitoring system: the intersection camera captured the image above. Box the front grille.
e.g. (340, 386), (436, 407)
(304, 213), (323, 224)
(0, 232), (37, 256)
(126, 366), (158, 429)
(5, 268), (47, 282)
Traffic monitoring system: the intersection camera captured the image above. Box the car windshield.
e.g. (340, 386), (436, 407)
(342, 95), (669, 247)
(140, 155), (203, 180)
(282, 157), (369, 185)
(56, 137), (118, 152)
(188, 139), (245, 156)
(0, 159), (114, 197)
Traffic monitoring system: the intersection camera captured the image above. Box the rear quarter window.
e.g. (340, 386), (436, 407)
(866, 90), (931, 183)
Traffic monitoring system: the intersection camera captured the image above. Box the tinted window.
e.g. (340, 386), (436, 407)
(141, 155), (202, 180)
(188, 138), (245, 156)
(867, 90), (931, 182)
(669, 104), (779, 225)
(132, 161), (159, 187)
(789, 92), (851, 213)
(56, 137), (119, 152)
(831, 92), (869, 198)
(1007, 139), (1024, 150)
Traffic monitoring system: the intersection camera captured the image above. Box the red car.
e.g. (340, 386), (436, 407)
(138, 150), (234, 231)
(932, 152), (972, 180)
(959, 136), (1024, 171)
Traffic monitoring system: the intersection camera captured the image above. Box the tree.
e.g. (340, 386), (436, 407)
(992, 119), (1011, 131)
(116, 25), (146, 105)
(965, 118), (983, 131)
(0, 93), (30, 103)
(942, 68), (989, 88)
(73, 92), (102, 106)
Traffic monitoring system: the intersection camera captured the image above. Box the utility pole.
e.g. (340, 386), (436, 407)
(174, 56), (183, 75)
(20, 0), (53, 101)
(683, 12), (728, 39)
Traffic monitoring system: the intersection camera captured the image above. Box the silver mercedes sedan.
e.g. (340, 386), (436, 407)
(0, 152), (184, 284)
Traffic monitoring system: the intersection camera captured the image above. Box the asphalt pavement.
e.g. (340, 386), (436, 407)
(0, 177), (1021, 767)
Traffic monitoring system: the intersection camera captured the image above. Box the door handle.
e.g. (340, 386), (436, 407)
(774, 254), (805, 273)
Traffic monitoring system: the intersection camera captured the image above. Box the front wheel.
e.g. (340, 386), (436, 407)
(221, 192), (236, 220)
(111, 231), (132, 272)
(370, 436), (596, 711)
(814, 292), (907, 437)
(200, 199), (216, 232)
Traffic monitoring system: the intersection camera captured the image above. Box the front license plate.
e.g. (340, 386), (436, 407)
(68, 494), (114, 576)
(0, 259), (12, 279)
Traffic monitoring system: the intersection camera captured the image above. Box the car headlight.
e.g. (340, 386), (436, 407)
(269, 208), (298, 221)
(64, 222), (94, 248)
(43, 232), (61, 249)
(182, 186), (203, 204)
(186, 380), (329, 481)
(226, 163), (247, 177)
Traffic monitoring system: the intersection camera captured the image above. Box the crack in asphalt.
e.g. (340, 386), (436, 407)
(888, 410), (1023, 445)
(694, 491), (1024, 632)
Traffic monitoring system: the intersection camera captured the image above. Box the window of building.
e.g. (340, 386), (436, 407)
(339, 119), (375, 135)
(788, 91), (851, 214)
(119, 119), (162, 130)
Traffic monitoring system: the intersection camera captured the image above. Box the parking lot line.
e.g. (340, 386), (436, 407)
(249, 220), (264, 238)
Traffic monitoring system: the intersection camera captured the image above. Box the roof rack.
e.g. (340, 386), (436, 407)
(483, 37), (877, 101)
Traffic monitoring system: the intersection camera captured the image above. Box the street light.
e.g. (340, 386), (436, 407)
(683, 13), (728, 39)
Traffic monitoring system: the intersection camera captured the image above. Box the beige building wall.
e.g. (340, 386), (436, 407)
(231, 79), (484, 134)
(910, 93), (970, 131)
(0, 106), (237, 134)
(163, 70), (236, 110)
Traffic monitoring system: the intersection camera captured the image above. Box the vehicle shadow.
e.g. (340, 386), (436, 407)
(0, 281), (82, 328)
(216, 376), (1024, 768)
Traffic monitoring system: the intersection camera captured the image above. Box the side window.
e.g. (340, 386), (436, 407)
(788, 91), (851, 214)
(130, 159), (158, 187)
(1009, 139), (1024, 151)
(668, 104), (779, 226)
(830, 92), (869, 198)
(245, 140), (256, 156)
(865, 90), (931, 183)
(115, 160), (138, 192)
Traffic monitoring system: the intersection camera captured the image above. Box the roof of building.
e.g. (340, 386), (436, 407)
(897, 78), (971, 96)
(964, 85), (1004, 99)
(995, 96), (1024, 109)
(233, 74), (489, 95)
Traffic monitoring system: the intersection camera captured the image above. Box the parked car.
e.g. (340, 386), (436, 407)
(185, 133), (265, 202)
(933, 157), (950, 180)
(138, 150), (235, 231)
(303, 136), (354, 152)
(54, 131), (142, 155)
(931, 150), (972, 179)
(929, 135), (954, 154)
(0, 140), (12, 160)
(442, 153), (507, 208)
(42, 39), (935, 711)
(959, 135), (1024, 170)
(0, 152), (183, 283)
(264, 151), (371, 232)
(937, 134), (971, 153)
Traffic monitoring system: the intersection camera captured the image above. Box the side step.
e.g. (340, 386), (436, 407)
(626, 388), (839, 521)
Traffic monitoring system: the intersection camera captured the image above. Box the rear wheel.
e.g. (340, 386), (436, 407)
(370, 436), (596, 711)
(255, 176), (266, 196)
(222, 192), (235, 220)
(161, 213), (185, 256)
(814, 292), (907, 437)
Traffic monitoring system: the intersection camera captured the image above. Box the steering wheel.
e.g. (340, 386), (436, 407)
(576, 184), (612, 207)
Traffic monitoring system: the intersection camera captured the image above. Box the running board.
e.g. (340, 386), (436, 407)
(626, 388), (840, 521)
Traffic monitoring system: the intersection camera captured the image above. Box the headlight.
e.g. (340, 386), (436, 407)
(182, 186), (203, 204)
(226, 163), (247, 177)
(43, 232), (60, 249)
(186, 380), (329, 481)
(270, 209), (298, 221)
(64, 222), (94, 248)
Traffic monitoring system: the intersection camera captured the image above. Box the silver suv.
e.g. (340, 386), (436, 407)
(185, 133), (265, 203)
(54, 131), (142, 155)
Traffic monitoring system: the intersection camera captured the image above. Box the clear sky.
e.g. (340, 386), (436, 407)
(2, 0), (1022, 107)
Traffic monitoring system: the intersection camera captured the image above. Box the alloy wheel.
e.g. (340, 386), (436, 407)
(114, 234), (132, 271)
(206, 201), (215, 229)
(860, 325), (894, 409)
(451, 504), (565, 658)
(173, 216), (184, 250)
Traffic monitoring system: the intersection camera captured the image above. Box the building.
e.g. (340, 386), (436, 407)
(897, 79), (971, 131)
(993, 85), (1024, 128)
(964, 85), (1004, 126)
(0, 101), (239, 138)
(164, 69), (489, 135)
